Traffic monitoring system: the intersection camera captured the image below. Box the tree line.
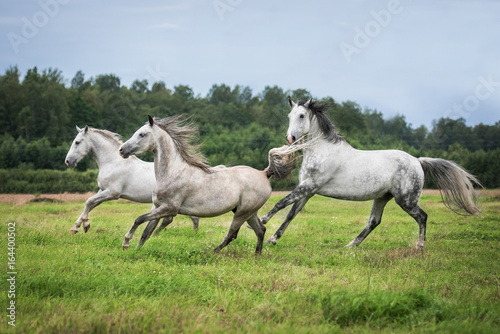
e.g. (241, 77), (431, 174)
(0, 66), (499, 190)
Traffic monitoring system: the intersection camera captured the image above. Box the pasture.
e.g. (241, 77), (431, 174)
(1, 192), (499, 333)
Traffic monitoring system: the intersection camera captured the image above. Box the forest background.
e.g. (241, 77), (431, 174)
(0, 66), (498, 193)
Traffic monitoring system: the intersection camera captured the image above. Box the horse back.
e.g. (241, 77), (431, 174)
(308, 146), (424, 201)
(166, 166), (271, 217)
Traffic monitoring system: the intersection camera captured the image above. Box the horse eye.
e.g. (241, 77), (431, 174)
(139, 133), (146, 138)
(299, 114), (305, 119)
(75, 141), (80, 145)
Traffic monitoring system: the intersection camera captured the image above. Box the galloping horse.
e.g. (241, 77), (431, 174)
(119, 115), (297, 253)
(65, 126), (199, 234)
(261, 98), (482, 249)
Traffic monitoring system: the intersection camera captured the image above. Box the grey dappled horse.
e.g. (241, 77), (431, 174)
(65, 126), (199, 234)
(119, 115), (297, 254)
(261, 98), (482, 249)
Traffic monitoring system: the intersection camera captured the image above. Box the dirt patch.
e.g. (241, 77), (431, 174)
(0, 189), (498, 205)
(0, 192), (95, 205)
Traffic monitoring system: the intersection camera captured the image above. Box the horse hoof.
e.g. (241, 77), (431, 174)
(84, 226), (90, 233)
(69, 230), (78, 235)
(122, 243), (130, 250)
(266, 236), (277, 245)
(261, 216), (269, 224)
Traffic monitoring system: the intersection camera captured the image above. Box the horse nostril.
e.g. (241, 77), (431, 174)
(292, 136), (296, 142)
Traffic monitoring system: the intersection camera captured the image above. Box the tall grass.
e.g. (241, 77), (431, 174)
(1, 194), (499, 333)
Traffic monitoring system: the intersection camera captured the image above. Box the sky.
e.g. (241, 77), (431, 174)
(1, 0), (499, 129)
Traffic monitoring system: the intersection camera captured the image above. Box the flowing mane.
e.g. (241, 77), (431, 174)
(297, 99), (344, 143)
(153, 115), (211, 173)
(88, 127), (123, 146)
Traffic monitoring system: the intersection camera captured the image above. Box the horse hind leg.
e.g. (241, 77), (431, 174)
(346, 194), (393, 248)
(154, 216), (174, 235)
(137, 219), (160, 248)
(190, 216), (199, 230)
(400, 204), (428, 249)
(246, 214), (266, 254)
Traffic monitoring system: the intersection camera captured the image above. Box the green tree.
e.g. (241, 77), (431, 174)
(95, 74), (121, 93)
(71, 70), (85, 89)
(0, 66), (22, 136)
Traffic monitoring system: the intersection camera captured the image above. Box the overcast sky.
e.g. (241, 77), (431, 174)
(1, 0), (499, 129)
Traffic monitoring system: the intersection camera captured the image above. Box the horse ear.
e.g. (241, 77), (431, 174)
(288, 96), (297, 108)
(148, 115), (154, 126)
(76, 125), (82, 132)
(304, 98), (312, 108)
(84, 126), (89, 133)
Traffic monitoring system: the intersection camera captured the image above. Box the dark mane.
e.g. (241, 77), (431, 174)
(297, 99), (344, 143)
(88, 128), (123, 146)
(153, 115), (211, 173)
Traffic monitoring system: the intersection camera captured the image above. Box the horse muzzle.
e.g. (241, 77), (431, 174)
(119, 145), (131, 159)
(65, 158), (77, 168)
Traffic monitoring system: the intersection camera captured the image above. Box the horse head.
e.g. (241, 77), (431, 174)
(119, 115), (156, 159)
(286, 97), (341, 144)
(286, 97), (313, 144)
(65, 125), (91, 167)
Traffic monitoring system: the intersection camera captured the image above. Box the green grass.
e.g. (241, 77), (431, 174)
(1, 193), (499, 333)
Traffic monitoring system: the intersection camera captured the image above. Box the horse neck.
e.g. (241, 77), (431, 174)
(153, 130), (187, 180)
(303, 118), (351, 156)
(308, 116), (324, 141)
(89, 133), (122, 169)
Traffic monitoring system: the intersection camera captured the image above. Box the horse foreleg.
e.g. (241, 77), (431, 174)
(71, 189), (119, 234)
(214, 214), (248, 253)
(267, 196), (310, 245)
(261, 186), (313, 224)
(123, 205), (176, 250)
(346, 195), (392, 248)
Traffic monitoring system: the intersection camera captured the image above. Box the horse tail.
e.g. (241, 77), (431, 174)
(418, 157), (483, 215)
(265, 145), (300, 180)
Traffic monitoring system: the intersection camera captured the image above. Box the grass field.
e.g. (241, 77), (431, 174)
(1, 193), (499, 333)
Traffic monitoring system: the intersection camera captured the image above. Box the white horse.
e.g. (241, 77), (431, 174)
(118, 115), (297, 253)
(65, 125), (199, 234)
(261, 97), (482, 249)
